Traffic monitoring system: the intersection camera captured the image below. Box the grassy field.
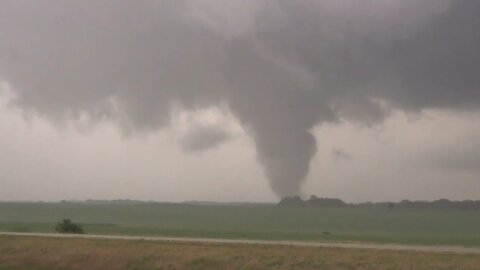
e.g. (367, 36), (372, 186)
(1, 235), (480, 270)
(1, 202), (480, 246)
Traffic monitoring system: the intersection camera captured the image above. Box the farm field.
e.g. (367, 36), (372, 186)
(1, 235), (480, 270)
(1, 202), (480, 247)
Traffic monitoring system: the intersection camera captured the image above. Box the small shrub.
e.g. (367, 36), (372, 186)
(55, 219), (84, 234)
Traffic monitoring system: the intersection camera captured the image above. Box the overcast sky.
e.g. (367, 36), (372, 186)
(0, 0), (479, 202)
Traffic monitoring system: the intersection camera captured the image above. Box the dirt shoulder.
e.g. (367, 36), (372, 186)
(1, 231), (480, 255)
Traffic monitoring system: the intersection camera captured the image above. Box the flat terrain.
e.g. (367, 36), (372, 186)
(1, 235), (480, 270)
(2, 232), (480, 255)
(1, 202), (480, 246)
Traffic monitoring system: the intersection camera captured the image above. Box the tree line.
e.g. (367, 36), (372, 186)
(279, 196), (480, 210)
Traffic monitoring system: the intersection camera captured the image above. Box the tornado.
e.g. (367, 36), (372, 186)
(1, 0), (479, 198)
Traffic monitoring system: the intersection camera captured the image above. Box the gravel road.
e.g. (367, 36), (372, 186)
(1, 232), (480, 255)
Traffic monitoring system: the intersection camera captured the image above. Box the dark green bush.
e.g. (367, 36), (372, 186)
(55, 219), (84, 234)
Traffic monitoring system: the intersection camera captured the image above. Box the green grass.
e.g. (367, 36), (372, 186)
(1, 202), (480, 246)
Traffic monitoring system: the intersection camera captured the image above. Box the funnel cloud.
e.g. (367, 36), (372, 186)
(0, 0), (479, 197)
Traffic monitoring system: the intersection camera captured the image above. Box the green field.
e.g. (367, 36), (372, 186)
(1, 202), (480, 246)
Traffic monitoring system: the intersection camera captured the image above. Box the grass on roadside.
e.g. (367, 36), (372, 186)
(1, 235), (480, 270)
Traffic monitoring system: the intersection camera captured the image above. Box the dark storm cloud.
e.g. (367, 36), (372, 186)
(0, 0), (479, 197)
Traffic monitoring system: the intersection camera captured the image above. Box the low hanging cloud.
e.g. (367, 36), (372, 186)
(332, 149), (353, 163)
(0, 0), (479, 197)
(179, 123), (232, 153)
(418, 141), (480, 172)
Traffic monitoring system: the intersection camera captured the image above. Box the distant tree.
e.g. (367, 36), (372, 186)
(278, 196), (305, 207)
(55, 219), (84, 234)
(387, 202), (395, 211)
(307, 196), (347, 207)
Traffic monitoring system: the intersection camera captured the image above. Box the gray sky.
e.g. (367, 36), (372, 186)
(0, 0), (479, 202)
